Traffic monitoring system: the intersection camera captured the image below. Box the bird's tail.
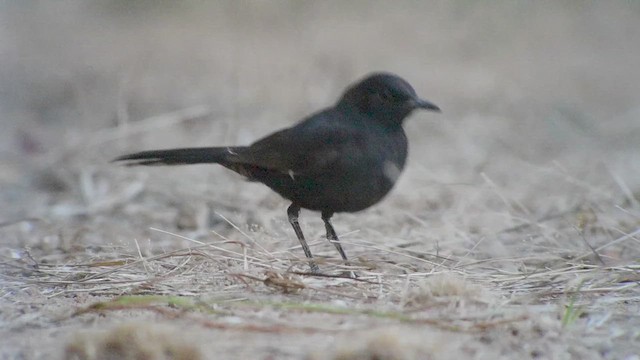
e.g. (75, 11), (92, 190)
(112, 147), (243, 166)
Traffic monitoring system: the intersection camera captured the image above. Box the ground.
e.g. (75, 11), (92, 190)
(1, 2), (640, 359)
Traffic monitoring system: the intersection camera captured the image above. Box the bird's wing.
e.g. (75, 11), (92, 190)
(233, 121), (358, 176)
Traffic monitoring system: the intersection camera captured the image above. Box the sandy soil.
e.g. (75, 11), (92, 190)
(1, 2), (640, 359)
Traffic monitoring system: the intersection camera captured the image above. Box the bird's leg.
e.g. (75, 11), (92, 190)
(287, 204), (319, 273)
(322, 212), (356, 278)
(321, 210), (355, 262)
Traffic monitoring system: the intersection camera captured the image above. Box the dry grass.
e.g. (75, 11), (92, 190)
(1, 1), (640, 359)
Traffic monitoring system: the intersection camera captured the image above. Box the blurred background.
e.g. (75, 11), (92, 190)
(3, 3), (640, 357)
(1, 0), (639, 260)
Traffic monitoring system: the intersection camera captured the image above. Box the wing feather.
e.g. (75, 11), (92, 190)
(231, 111), (358, 176)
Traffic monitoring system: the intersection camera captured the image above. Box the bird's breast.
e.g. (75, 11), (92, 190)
(319, 128), (407, 212)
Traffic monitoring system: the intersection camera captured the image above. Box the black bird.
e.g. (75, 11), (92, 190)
(114, 72), (440, 273)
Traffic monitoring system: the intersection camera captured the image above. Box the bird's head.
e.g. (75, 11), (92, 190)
(338, 72), (440, 126)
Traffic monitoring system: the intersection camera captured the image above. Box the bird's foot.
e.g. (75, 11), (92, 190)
(308, 261), (321, 274)
(341, 270), (358, 279)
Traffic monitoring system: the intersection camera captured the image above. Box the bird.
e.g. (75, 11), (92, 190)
(113, 72), (440, 274)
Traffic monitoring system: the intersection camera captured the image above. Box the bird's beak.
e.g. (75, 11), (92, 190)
(414, 98), (441, 112)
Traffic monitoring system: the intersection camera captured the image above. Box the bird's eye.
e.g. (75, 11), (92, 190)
(379, 89), (395, 102)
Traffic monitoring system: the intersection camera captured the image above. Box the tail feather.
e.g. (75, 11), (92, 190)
(112, 147), (241, 166)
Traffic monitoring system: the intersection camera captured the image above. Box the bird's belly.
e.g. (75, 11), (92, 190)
(314, 171), (395, 212)
(261, 159), (401, 213)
